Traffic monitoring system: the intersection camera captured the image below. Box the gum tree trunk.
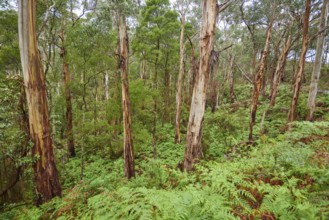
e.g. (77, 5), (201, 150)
(249, 21), (273, 141)
(175, 14), (185, 144)
(183, 0), (217, 172)
(60, 27), (76, 157)
(288, 0), (311, 122)
(105, 72), (109, 101)
(269, 36), (292, 106)
(118, 13), (135, 179)
(18, 0), (61, 205)
(187, 36), (198, 108)
(229, 54), (235, 103)
(307, 0), (329, 121)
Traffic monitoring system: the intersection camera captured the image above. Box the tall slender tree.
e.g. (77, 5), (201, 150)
(249, 18), (273, 141)
(269, 35), (292, 106)
(307, 0), (329, 121)
(117, 11), (135, 179)
(175, 1), (187, 144)
(288, 0), (311, 122)
(183, 0), (218, 172)
(60, 26), (76, 157)
(18, 0), (61, 204)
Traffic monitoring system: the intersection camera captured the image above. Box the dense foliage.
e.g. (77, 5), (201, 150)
(1, 0), (329, 219)
(1, 84), (329, 219)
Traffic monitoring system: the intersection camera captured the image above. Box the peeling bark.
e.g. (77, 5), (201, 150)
(288, 0), (311, 122)
(249, 21), (273, 141)
(118, 13), (135, 179)
(18, 0), (61, 205)
(184, 0), (218, 172)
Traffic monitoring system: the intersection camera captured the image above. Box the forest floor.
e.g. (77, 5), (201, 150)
(1, 84), (329, 220)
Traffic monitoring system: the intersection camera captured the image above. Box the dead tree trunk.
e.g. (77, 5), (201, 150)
(307, 0), (329, 121)
(249, 21), (273, 141)
(269, 36), (292, 106)
(118, 13), (135, 179)
(60, 27), (76, 157)
(175, 14), (185, 144)
(183, 0), (218, 172)
(288, 0), (311, 122)
(18, 0), (61, 205)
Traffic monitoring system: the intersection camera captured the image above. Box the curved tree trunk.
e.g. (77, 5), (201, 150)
(118, 13), (135, 179)
(249, 21), (273, 141)
(288, 0), (311, 122)
(175, 14), (185, 144)
(183, 0), (217, 172)
(307, 0), (329, 121)
(18, 0), (61, 205)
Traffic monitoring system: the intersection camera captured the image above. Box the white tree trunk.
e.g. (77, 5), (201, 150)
(184, 0), (217, 171)
(307, 0), (329, 121)
(175, 14), (185, 144)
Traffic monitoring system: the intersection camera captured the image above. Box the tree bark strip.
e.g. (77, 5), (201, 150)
(183, 0), (218, 172)
(307, 0), (329, 121)
(18, 0), (61, 205)
(210, 51), (220, 113)
(152, 39), (160, 159)
(288, 0), (311, 122)
(269, 35), (292, 106)
(229, 54), (235, 103)
(60, 27), (76, 157)
(118, 13), (135, 179)
(249, 21), (273, 141)
(187, 36), (198, 108)
(175, 14), (185, 144)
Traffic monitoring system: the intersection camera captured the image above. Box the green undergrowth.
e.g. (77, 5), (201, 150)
(1, 85), (329, 220)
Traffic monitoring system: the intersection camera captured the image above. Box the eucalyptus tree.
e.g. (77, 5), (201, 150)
(18, 0), (61, 204)
(116, 0), (136, 179)
(183, 0), (218, 172)
(288, 0), (311, 122)
(249, 14), (273, 141)
(174, 0), (189, 144)
(307, 0), (329, 121)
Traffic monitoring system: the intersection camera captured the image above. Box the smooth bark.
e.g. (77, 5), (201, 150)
(18, 0), (61, 204)
(105, 72), (109, 101)
(307, 0), (329, 121)
(175, 14), (185, 144)
(184, 0), (217, 172)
